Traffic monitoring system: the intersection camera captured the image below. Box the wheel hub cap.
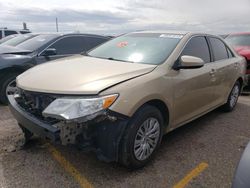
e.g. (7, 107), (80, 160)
(134, 117), (160, 161)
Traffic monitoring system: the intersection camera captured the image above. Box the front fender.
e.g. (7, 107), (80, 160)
(0, 54), (35, 80)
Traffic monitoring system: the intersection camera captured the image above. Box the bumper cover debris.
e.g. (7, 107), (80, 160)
(8, 94), (129, 162)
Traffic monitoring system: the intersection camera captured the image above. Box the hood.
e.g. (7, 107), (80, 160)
(17, 55), (156, 95)
(234, 46), (250, 60)
(0, 45), (32, 55)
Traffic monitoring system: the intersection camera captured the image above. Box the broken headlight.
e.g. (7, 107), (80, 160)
(42, 94), (118, 121)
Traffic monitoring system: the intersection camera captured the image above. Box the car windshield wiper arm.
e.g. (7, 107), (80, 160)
(81, 51), (91, 56)
(107, 57), (134, 63)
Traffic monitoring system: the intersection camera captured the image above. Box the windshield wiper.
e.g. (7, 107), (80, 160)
(107, 57), (134, 63)
(81, 51), (91, 57)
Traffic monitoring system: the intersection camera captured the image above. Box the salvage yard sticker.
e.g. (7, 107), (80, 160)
(117, 41), (128, 47)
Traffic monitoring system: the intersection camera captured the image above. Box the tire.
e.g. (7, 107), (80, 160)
(0, 72), (19, 105)
(19, 124), (33, 143)
(119, 105), (164, 169)
(221, 80), (241, 112)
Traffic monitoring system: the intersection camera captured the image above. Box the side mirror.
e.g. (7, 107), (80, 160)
(175, 55), (205, 70)
(41, 48), (57, 56)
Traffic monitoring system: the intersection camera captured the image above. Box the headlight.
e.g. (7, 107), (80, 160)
(42, 94), (118, 121)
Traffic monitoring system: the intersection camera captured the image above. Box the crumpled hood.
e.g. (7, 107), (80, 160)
(0, 45), (32, 55)
(17, 55), (156, 94)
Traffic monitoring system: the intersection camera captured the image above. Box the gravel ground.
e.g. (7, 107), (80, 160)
(0, 96), (250, 188)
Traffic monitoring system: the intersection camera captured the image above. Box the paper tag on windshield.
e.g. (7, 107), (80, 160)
(159, 34), (183, 39)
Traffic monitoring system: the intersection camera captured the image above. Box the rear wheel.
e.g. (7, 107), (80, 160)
(119, 105), (164, 169)
(221, 81), (241, 112)
(0, 73), (19, 105)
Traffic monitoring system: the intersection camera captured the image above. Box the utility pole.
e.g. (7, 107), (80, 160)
(56, 17), (59, 32)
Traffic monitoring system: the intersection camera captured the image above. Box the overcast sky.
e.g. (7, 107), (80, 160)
(1, 0), (250, 35)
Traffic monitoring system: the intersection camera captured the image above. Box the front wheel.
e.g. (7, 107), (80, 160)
(221, 81), (241, 112)
(0, 73), (19, 105)
(119, 105), (164, 169)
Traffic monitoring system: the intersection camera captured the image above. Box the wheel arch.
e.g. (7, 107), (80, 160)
(0, 67), (26, 83)
(132, 99), (170, 131)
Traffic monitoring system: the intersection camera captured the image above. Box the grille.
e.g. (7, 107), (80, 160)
(16, 89), (59, 125)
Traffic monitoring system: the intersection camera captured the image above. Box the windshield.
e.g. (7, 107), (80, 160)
(225, 34), (250, 47)
(0, 35), (17, 44)
(88, 33), (182, 65)
(16, 34), (58, 51)
(2, 34), (37, 46)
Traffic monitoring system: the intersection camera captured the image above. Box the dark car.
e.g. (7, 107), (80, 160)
(0, 33), (38, 47)
(0, 33), (111, 104)
(232, 141), (250, 188)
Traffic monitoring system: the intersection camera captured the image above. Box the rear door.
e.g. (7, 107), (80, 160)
(173, 36), (219, 126)
(208, 37), (238, 104)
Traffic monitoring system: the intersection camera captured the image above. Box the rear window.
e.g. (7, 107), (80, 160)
(88, 33), (182, 65)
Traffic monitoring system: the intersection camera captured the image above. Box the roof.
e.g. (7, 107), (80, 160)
(30, 32), (111, 38)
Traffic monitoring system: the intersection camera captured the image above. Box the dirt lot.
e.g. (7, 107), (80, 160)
(0, 96), (250, 188)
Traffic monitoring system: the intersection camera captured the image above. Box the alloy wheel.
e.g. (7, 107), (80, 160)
(133, 117), (160, 161)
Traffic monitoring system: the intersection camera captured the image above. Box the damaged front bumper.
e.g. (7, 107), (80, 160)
(8, 94), (129, 162)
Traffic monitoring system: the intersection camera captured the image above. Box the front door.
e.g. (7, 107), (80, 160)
(172, 36), (218, 126)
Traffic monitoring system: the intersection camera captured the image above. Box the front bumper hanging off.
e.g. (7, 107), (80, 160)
(8, 95), (60, 142)
(8, 94), (129, 162)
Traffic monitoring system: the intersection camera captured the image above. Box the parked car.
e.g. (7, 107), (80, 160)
(0, 27), (31, 39)
(225, 33), (250, 91)
(0, 33), (111, 104)
(8, 31), (246, 168)
(232, 141), (250, 188)
(0, 34), (18, 44)
(0, 33), (38, 48)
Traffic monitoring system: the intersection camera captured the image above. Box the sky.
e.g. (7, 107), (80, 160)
(0, 0), (250, 35)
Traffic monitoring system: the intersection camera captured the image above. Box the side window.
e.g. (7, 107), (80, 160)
(84, 37), (109, 51)
(209, 37), (228, 61)
(181, 36), (210, 63)
(4, 30), (18, 36)
(227, 48), (234, 58)
(49, 36), (86, 55)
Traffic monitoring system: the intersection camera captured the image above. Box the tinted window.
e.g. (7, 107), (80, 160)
(50, 36), (85, 55)
(84, 37), (109, 51)
(17, 34), (58, 51)
(209, 37), (228, 61)
(181, 36), (210, 63)
(5, 30), (18, 36)
(88, 33), (182, 65)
